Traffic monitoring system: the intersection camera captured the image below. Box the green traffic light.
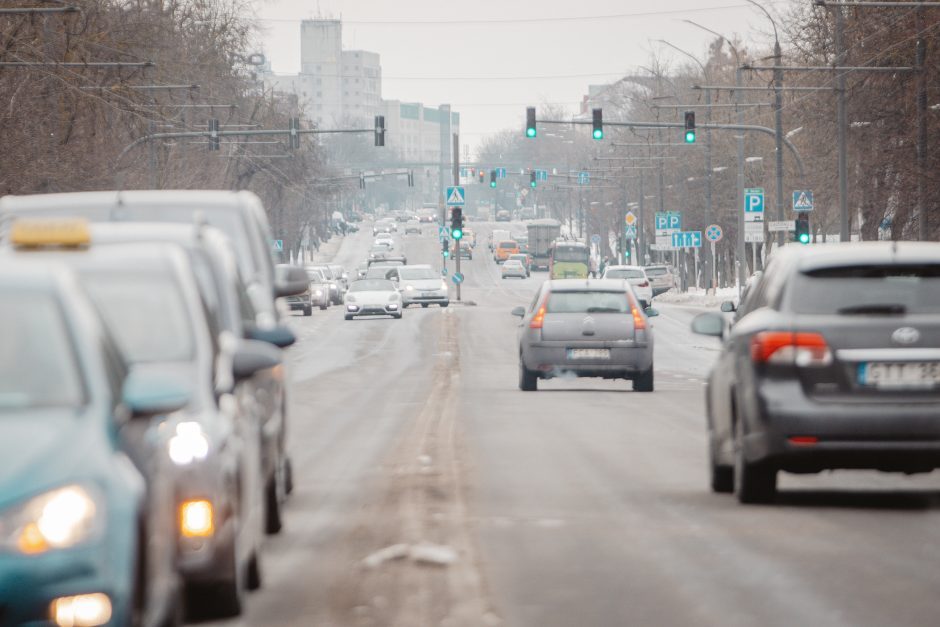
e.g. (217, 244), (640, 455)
(685, 130), (696, 143)
(490, 181), (496, 188)
(452, 228), (463, 240)
(592, 129), (604, 140)
(799, 233), (810, 244)
(530, 181), (537, 188)
(443, 249), (450, 258)
(526, 127), (537, 138)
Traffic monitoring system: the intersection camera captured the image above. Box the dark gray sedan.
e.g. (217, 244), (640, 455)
(692, 242), (940, 504)
(512, 279), (657, 391)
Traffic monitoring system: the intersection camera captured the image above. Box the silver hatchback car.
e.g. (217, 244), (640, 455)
(512, 279), (658, 391)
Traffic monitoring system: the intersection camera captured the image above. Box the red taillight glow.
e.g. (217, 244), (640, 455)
(638, 281), (649, 287)
(788, 436), (818, 446)
(751, 331), (832, 367)
(630, 294), (646, 331)
(530, 292), (550, 329)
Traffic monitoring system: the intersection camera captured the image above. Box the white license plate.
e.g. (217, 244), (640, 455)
(859, 362), (940, 389)
(568, 348), (610, 360)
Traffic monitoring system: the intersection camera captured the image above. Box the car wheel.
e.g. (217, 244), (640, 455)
(519, 359), (538, 391)
(441, 302), (449, 308)
(633, 367), (654, 392)
(264, 474), (283, 534)
(303, 305), (312, 316)
(710, 442), (734, 493)
(284, 457), (294, 495)
(246, 549), (262, 591)
(344, 314), (353, 321)
(394, 312), (403, 319)
(733, 420), (776, 504)
(320, 304), (328, 311)
(422, 303), (429, 308)
(185, 538), (245, 619)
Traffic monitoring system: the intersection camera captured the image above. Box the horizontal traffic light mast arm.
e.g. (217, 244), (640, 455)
(742, 64), (916, 72)
(536, 118), (805, 178)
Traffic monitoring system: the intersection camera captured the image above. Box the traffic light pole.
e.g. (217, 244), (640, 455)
(453, 134), (462, 303)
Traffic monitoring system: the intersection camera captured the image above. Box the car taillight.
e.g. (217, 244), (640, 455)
(637, 281), (649, 287)
(630, 296), (646, 331)
(750, 331), (832, 367)
(530, 293), (550, 329)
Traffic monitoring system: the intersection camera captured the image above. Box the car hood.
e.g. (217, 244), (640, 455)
(0, 408), (107, 506)
(346, 290), (399, 302)
(403, 279), (445, 290)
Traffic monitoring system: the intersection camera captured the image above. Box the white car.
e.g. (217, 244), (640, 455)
(602, 265), (653, 308)
(398, 264), (449, 308)
(374, 234), (395, 250)
(344, 278), (403, 320)
(501, 259), (528, 279)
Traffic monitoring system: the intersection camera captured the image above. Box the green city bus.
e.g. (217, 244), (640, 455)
(549, 241), (590, 279)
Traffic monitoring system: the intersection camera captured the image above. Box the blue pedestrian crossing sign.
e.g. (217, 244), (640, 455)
(625, 225), (637, 240)
(792, 190), (814, 212)
(445, 186), (466, 206)
(271, 239), (283, 251)
(438, 225), (450, 241)
(452, 272), (465, 285)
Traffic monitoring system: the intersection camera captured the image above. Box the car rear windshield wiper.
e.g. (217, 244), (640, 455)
(836, 304), (907, 315)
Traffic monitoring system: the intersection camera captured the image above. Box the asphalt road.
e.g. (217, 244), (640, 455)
(207, 221), (940, 627)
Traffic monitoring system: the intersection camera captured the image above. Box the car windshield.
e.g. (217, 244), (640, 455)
(790, 264), (940, 315)
(553, 247), (589, 263)
(546, 290), (630, 314)
(505, 261), (523, 267)
(399, 267), (437, 280)
(82, 272), (196, 363)
(350, 279), (394, 292)
(606, 269), (646, 280)
(645, 267), (668, 277)
(0, 293), (86, 410)
(499, 241), (517, 248)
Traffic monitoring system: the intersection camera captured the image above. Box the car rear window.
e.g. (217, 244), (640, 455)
(645, 267), (668, 276)
(498, 241), (517, 248)
(791, 264), (940, 314)
(606, 269), (645, 280)
(0, 293), (86, 410)
(546, 291), (630, 314)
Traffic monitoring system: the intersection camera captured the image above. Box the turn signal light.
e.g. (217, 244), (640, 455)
(530, 305), (547, 329)
(788, 436), (819, 446)
(751, 332), (832, 367)
(630, 295), (646, 331)
(180, 500), (214, 538)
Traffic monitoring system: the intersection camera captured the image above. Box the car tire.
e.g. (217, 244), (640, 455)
(246, 550), (262, 591)
(186, 546), (244, 619)
(519, 360), (538, 391)
(422, 303), (429, 308)
(303, 305), (312, 316)
(285, 457), (294, 495)
(710, 442), (734, 493)
(344, 314), (353, 321)
(733, 420), (776, 504)
(320, 304), (328, 311)
(394, 313), (403, 319)
(633, 367), (654, 392)
(264, 474), (283, 534)
(441, 302), (449, 308)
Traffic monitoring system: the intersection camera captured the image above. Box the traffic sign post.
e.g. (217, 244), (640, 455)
(444, 186), (466, 301)
(654, 211), (681, 251)
(445, 186), (466, 206)
(452, 272), (464, 285)
(704, 225), (722, 293)
(625, 225), (637, 240)
(578, 171), (590, 185)
(671, 231), (702, 248)
(590, 234), (601, 245)
(792, 190), (814, 212)
(768, 220), (795, 232)
(438, 225), (450, 241)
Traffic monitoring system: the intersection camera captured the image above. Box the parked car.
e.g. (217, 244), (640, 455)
(643, 264), (676, 296)
(691, 242), (940, 504)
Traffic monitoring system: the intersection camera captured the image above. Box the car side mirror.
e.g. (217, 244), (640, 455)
(511, 306), (526, 317)
(274, 264), (310, 298)
(233, 339), (282, 381)
(246, 324), (296, 348)
(644, 307), (660, 318)
(122, 369), (190, 419)
(720, 300), (737, 313)
(691, 312), (726, 338)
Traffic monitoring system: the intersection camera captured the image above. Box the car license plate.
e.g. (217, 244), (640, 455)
(859, 362), (940, 389)
(568, 348), (610, 360)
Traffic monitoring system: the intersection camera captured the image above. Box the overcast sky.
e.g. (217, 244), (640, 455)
(251, 1), (793, 154)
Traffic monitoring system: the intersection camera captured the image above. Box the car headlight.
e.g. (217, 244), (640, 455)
(314, 290), (323, 296)
(405, 285), (415, 291)
(330, 283), (337, 289)
(441, 282), (448, 291)
(1, 485), (102, 554)
(168, 421), (210, 466)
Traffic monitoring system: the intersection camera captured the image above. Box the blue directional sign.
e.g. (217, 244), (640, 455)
(578, 171), (590, 185)
(445, 186), (466, 206)
(744, 188), (765, 216)
(792, 190), (814, 212)
(496, 167), (507, 179)
(536, 169), (549, 182)
(671, 231), (702, 248)
(452, 272), (465, 285)
(655, 211), (681, 231)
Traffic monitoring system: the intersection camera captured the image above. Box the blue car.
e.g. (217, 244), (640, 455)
(0, 258), (187, 626)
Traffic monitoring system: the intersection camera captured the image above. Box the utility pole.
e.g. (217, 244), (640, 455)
(916, 7), (928, 240)
(834, 5), (849, 242)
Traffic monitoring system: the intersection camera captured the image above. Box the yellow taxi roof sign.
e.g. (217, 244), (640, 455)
(10, 218), (91, 249)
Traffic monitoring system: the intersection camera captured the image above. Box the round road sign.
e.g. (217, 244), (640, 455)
(705, 224), (723, 243)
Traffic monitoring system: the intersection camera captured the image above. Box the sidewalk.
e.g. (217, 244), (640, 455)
(305, 235), (345, 265)
(654, 286), (739, 308)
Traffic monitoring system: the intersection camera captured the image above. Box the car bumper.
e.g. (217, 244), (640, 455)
(0, 535), (136, 626)
(742, 379), (940, 472)
(346, 304), (400, 317)
(402, 291), (448, 305)
(522, 341), (653, 379)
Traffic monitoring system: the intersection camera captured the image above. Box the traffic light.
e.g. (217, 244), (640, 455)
(530, 171), (537, 188)
(795, 214), (810, 244)
(288, 117), (300, 149)
(526, 106), (537, 138)
(490, 170), (497, 188)
(684, 111), (696, 143)
(450, 207), (464, 240)
(479, 170), (486, 184)
(442, 240), (450, 258)
(592, 108), (603, 140)
(208, 118), (220, 151)
(374, 115), (385, 147)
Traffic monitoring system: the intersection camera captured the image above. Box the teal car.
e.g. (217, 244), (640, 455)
(0, 259), (187, 626)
